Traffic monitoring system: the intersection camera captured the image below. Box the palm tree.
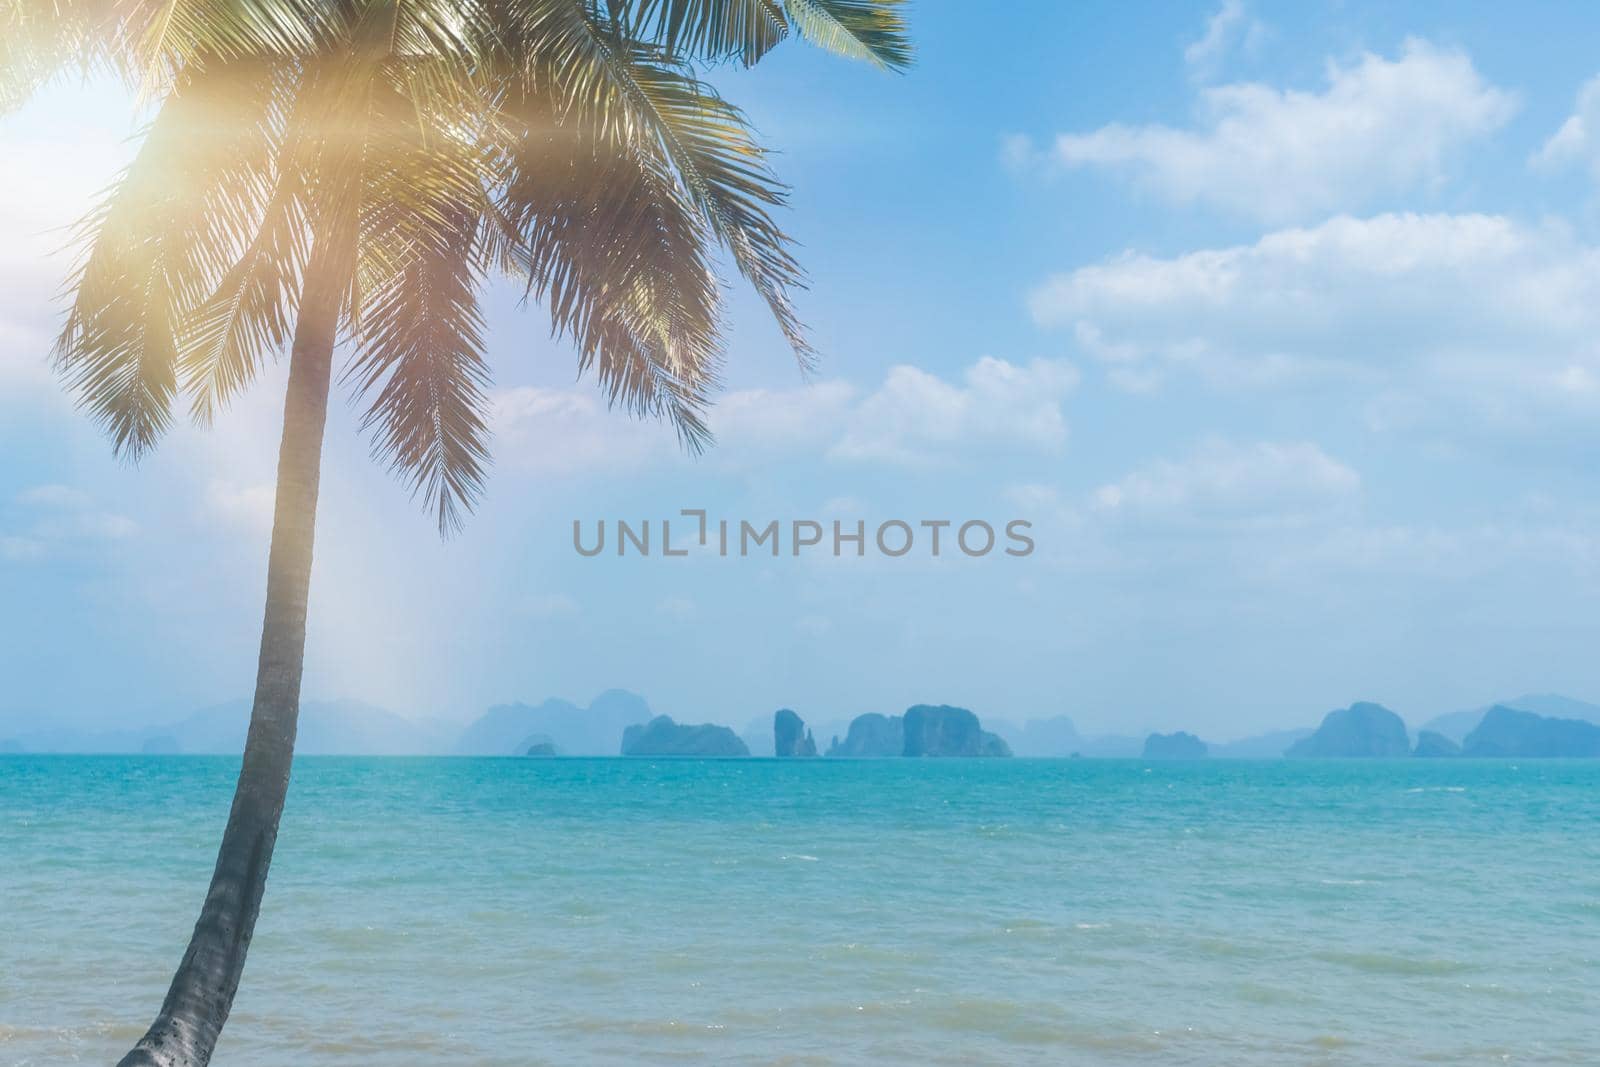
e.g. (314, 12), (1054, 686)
(2, 2), (909, 1063)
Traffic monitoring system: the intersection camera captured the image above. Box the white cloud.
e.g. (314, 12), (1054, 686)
(1024, 454), (1600, 606)
(831, 357), (1078, 464)
(490, 380), (857, 474)
(1184, 0), (1266, 82)
(1091, 439), (1360, 528)
(1031, 212), (1600, 428)
(18, 484), (137, 539)
(493, 357), (1078, 474)
(490, 386), (668, 475)
(1532, 74), (1600, 181)
(18, 485), (92, 509)
(2, 484), (137, 561)
(1051, 40), (1516, 223)
(205, 481), (276, 534)
(711, 380), (857, 453)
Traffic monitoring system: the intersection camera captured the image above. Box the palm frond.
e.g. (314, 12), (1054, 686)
(32, 0), (913, 533)
(179, 172), (307, 422)
(346, 211), (492, 536)
(126, 0), (333, 91)
(532, 6), (814, 370)
(608, 0), (788, 66)
(782, 0), (910, 70)
(0, 0), (122, 112)
(56, 58), (281, 457)
(491, 78), (724, 445)
(344, 67), (494, 534)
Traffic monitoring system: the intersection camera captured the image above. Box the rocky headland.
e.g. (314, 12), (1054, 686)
(1286, 702), (1410, 758)
(621, 715), (750, 757)
(773, 709), (819, 757)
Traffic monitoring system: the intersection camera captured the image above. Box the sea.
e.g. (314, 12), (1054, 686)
(2, 756), (1598, 1065)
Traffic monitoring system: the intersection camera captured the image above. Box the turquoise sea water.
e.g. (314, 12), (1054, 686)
(2, 756), (1599, 1065)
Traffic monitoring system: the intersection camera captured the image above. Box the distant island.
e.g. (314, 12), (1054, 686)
(621, 716), (749, 757)
(1287, 703), (1411, 758)
(773, 709), (818, 757)
(1460, 705), (1600, 757)
(825, 713), (903, 757)
(774, 706), (1011, 759)
(8, 691), (1600, 761)
(902, 705), (1011, 757)
(461, 690), (650, 755)
(1266, 699), (1600, 759)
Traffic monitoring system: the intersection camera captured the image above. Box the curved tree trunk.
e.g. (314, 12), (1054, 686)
(119, 253), (343, 1067)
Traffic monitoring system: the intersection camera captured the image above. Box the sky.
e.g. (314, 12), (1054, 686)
(5, 2), (1600, 740)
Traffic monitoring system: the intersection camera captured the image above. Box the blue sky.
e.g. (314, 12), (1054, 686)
(5, 2), (1600, 739)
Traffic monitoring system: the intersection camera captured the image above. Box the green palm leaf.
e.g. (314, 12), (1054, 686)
(56, 58), (282, 456)
(347, 208), (492, 536)
(344, 64), (495, 533)
(533, 5), (815, 369)
(782, 0), (911, 69)
(610, 0), (789, 65)
(492, 80), (723, 439)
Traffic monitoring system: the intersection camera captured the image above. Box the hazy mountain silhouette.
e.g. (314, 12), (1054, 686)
(986, 716), (1085, 756)
(1461, 705), (1600, 757)
(984, 717), (1150, 757)
(1210, 729), (1314, 758)
(1413, 730), (1460, 757)
(1287, 703), (1410, 758)
(1421, 694), (1600, 742)
(1143, 731), (1207, 759)
(170, 698), (454, 755)
(456, 689), (653, 755)
(825, 713), (904, 757)
(10, 691), (1599, 759)
(0, 698), (451, 754)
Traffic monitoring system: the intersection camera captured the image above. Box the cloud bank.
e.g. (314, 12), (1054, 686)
(493, 356), (1078, 475)
(1031, 212), (1600, 430)
(1050, 41), (1515, 222)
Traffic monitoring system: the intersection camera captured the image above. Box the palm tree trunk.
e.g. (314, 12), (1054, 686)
(119, 251), (344, 1067)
